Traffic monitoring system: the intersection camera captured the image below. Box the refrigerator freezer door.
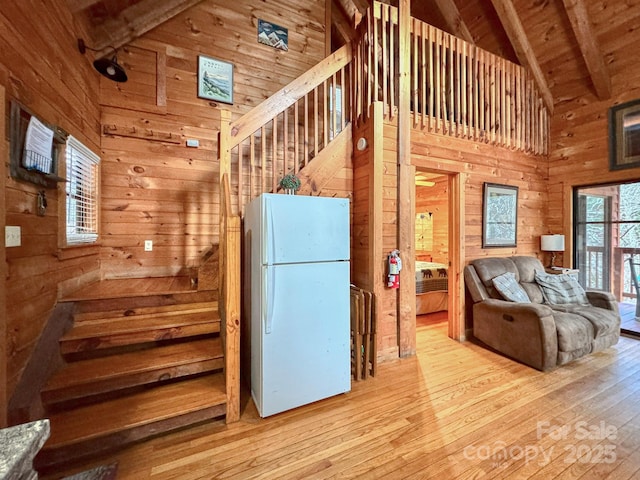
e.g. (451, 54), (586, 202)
(255, 260), (351, 417)
(263, 194), (349, 265)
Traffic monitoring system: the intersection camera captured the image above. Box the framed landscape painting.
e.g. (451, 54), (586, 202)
(197, 55), (233, 104)
(609, 98), (640, 171)
(482, 182), (519, 248)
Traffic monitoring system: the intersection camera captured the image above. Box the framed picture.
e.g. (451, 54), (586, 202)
(609, 98), (640, 170)
(482, 182), (518, 248)
(257, 19), (288, 51)
(197, 55), (233, 104)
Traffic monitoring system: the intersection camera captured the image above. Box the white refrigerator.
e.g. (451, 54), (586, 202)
(244, 193), (351, 417)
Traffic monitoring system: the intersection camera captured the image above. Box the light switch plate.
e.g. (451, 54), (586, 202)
(5, 226), (21, 247)
(144, 240), (153, 251)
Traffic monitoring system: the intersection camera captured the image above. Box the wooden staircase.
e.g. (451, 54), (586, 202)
(35, 291), (230, 470)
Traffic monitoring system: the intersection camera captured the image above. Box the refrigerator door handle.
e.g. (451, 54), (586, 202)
(264, 197), (276, 265)
(263, 267), (275, 334)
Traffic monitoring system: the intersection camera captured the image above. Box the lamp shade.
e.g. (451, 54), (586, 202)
(541, 234), (565, 252)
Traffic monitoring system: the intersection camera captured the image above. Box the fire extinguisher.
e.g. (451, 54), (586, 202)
(387, 249), (402, 289)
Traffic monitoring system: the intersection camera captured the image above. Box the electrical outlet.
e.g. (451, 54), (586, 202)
(5, 226), (21, 247)
(144, 240), (153, 252)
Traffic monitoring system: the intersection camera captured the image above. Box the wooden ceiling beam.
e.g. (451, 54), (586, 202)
(350, 0), (369, 15)
(332, 0), (356, 44)
(432, 0), (474, 44)
(67, 0), (102, 14)
(561, 0), (611, 99)
(490, 0), (554, 113)
(92, 0), (204, 52)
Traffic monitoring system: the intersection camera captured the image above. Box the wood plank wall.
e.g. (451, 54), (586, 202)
(0, 1), (101, 399)
(98, 0), (327, 279)
(416, 177), (449, 264)
(548, 10), (640, 257)
(364, 117), (548, 358)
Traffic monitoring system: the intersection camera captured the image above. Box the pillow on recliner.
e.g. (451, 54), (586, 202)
(534, 271), (589, 305)
(492, 272), (531, 303)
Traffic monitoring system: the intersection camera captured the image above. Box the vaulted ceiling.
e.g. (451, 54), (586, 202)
(70, 0), (639, 112)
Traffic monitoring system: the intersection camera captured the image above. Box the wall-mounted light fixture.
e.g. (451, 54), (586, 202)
(78, 39), (128, 83)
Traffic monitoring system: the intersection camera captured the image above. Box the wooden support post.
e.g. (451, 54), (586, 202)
(397, 0), (416, 357)
(370, 102), (384, 360)
(0, 83), (7, 427)
(219, 109), (232, 204)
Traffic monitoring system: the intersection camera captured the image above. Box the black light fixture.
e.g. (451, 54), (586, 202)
(77, 38), (128, 83)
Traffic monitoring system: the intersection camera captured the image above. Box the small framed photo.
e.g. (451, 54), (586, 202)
(482, 182), (519, 248)
(197, 55), (233, 104)
(609, 98), (640, 171)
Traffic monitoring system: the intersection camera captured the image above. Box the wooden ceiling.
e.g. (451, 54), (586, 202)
(71, 0), (631, 110)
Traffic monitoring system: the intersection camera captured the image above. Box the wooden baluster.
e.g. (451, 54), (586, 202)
(479, 49), (485, 142)
(314, 86), (319, 160)
(470, 45), (476, 140)
(340, 67), (346, 132)
(412, 18), (418, 128)
(421, 21), (427, 130)
(428, 24), (434, 132)
(261, 125), (266, 194)
(382, 4), (388, 116)
(303, 94), (309, 168)
(294, 100), (299, 173)
(389, 5), (395, 118)
(455, 36), (461, 137)
(435, 28), (441, 133)
(490, 54), (496, 144)
(249, 134), (255, 202)
(323, 79), (329, 152)
(332, 72), (337, 141)
(448, 33), (453, 135)
(283, 106), (289, 174)
(272, 114), (278, 192)
(506, 60), (511, 149)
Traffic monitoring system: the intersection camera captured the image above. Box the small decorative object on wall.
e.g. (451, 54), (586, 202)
(482, 182), (519, 248)
(279, 172), (301, 194)
(257, 19), (288, 51)
(609, 98), (640, 170)
(197, 55), (233, 104)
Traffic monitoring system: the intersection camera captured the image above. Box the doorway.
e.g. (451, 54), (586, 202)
(414, 169), (463, 340)
(574, 181), (640, 335)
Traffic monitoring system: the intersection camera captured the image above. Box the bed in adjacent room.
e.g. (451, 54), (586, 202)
(415, 260), (449, 314)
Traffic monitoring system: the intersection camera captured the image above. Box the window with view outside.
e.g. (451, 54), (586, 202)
(65, 136), (100, 245)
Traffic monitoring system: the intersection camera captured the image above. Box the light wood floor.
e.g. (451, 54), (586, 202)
(51, 319), (640, 480)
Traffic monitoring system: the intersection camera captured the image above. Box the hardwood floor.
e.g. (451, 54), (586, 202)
(620, 302), (640, 336)
(48, 320), (640, 479)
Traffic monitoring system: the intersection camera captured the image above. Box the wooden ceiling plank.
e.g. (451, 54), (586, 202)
(93, 0), (204, 52)
(489, 0), (554, 113)
(67, 0), (102, 14)
(351, 0), (370, 15)
(432, 0), (474, 44)
(561, 0), (611, 99)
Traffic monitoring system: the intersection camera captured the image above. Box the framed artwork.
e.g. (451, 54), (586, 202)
(197, 55), (233, 104)
(257, 19), (288, 51)
(609, 98), (640, 170)
(482, 182), (519, 248)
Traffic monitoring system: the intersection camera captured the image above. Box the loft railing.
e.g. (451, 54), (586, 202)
(353, 1), (550, 155)
(219, 173), (240, 423)
(218, 45), (352, 213)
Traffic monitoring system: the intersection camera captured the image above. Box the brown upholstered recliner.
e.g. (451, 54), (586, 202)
(464, 256), (620, 371)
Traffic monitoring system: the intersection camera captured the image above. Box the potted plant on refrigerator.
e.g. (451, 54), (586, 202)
(279, 172), (301, 195)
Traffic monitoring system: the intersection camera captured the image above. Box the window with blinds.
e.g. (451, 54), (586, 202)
(65, 136), (100, 244)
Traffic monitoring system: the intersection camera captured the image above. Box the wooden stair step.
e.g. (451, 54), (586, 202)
(38, 375), (226, 467)
(42, 338), (223, 405)
(60, 309), (220, 354)
(73, 301), (219, 323)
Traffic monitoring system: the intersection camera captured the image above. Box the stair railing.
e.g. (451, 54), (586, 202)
(219, 173), (240, 423)
(218, 44), (352, 213)
(353, 0), (549, 155)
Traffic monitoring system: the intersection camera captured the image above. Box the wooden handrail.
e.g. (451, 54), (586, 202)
(230, 44), (353, 148)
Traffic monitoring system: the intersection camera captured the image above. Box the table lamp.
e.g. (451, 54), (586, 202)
(541, 234), (565, 268)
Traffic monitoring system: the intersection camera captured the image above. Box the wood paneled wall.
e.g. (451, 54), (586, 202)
(361, 117), (548, 359)
(98, 0), (327, 278)
(416, 176), (448, 264)
(548, 6), (640, 255)
(0, 1), (101, 399)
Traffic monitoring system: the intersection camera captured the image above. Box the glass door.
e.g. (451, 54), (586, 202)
(574, 181), (640, 335)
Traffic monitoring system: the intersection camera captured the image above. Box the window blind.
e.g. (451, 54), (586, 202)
(66, 136), (100, 244)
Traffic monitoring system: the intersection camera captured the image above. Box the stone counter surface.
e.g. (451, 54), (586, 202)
(0, 419), (50, 480)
